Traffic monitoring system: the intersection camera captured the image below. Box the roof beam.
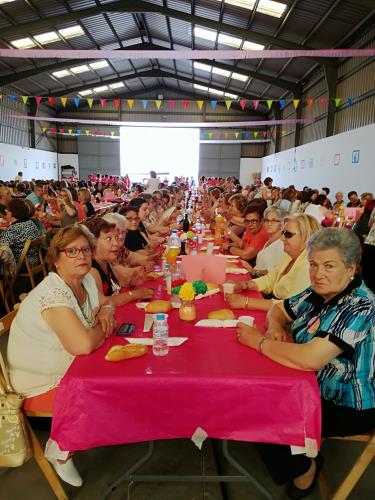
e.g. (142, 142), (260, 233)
(0, 0), (334, 63)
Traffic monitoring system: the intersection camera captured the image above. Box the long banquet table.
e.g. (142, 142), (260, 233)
(50, 273), (321, 455)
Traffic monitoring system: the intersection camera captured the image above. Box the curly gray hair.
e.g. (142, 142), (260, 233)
(307, 228), (361, 268)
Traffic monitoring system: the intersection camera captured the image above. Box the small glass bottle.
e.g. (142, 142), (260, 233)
(153, 313), (169, 356)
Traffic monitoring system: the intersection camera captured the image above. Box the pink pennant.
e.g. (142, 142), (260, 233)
(102, 129), (107, 136)
(253, 100), (259, 110)
(48, 96), (55, 106)
(262, 131), (267, 138)
(100, 99), (107, 108)
(35, 96), (42, 106)
(50, 127), (55, 134)
(113, 98), (120, 109)
(168, 100), (175, 109)
(59, 128), (65, 133)
(93, 129), (98, 136)
(183, 99), (189, 109)
(215, 132), (221, 139)
(320, 98), (327, 107)
(240, 99), (246, 110)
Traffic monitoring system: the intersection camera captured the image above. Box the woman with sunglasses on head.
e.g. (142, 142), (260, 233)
(226, 214), (320, 312)
(7, 225), (116, 487)
(85, 217), (153, 305)
(236, 228), (375, 498)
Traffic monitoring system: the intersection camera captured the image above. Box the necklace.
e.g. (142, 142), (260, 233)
(63, 278), (94, 326)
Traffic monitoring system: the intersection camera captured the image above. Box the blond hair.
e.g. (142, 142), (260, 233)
(283, 213), (320, 244)
(78, 187), (91, 202)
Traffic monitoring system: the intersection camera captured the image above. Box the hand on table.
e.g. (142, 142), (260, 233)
(236, 322), (262, 349)
(134, 287), (154, 301)
(95, 307), (116, 338)
(265, 327), (289, 342)
(226, 293), (247, 309)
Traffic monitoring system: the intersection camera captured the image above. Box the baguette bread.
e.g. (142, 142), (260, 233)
(208, 309), (235, 321)
(105, 344), (148, 362)
(145, 300), (172, 313)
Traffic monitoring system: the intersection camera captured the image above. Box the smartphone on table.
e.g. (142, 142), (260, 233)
(115, 323), (136, 336)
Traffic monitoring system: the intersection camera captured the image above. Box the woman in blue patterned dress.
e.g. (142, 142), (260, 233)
(236, 228), (375, 498)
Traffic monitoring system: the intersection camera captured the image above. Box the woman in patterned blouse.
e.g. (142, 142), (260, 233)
(236, 228), (375, 498)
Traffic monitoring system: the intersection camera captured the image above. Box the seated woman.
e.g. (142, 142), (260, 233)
(227, 214), (320, 311)
(85, 217), (153, 304)
(304, 194), (335, 225)
(128, 197), (165, 247)
(224, 205), (269, 265)
(7, 225), (116, 486)
(57, 188), (78, 227)
(235, 228), (375, 498)
(68, 187), (86, 222)
(121, 205), (161, 257)
(78, 187), (95, 218)
(0, 198), (41, 265)
(242, 206), (286, 278)
(226, 193), (247, 237)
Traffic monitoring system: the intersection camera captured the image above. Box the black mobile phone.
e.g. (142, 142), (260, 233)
(115, 323), (136, 336)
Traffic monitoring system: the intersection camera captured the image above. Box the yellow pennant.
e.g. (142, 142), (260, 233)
(22, 96), (28, 104)
(127, 99), (134, 109)
(225, 100), (232, 110)
(235, 132), (239, 139)
(197, 100), (204, 110)
(60, 97), (67, 107)
(87, 98), (93, 108)
(41, 127), (47, 133)
(208, 132), (213, 139)
(293, 99), (300, 109)
(85, 130), (90, 136)
(68, 129), (73, 134)
(254, 131), (258, 138)
(267, 100), (273, 109)
(155, 100), (162, 109)
(110, 130), (115, 136)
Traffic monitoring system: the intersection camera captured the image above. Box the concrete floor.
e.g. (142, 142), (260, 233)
(1, 418), (374, 500)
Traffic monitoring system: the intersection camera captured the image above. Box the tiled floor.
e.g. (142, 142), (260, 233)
(1, 419), (374, 500)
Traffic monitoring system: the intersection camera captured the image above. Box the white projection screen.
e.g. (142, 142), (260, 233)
(120, 126), (200, 183)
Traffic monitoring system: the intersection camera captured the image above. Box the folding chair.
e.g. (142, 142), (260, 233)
(13, 235), (47, 295)
(0, 308), (67, 500)
(319, 431), (375, 500)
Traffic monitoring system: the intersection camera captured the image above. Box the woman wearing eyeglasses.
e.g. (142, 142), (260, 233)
(121, 206), (162, 261)
(7, 225), (116, 486)
(226, 214), (320, 311)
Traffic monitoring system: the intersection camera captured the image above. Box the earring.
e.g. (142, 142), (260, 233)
(350, 276), (354, 281)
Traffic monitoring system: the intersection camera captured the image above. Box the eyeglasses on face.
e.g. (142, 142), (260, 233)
(281, 230), (298, 239)
(244, 218), (260, 225)
(60, 246), (92, 258)
(125, 216), (139, 222)
(264, 218), (281, 223)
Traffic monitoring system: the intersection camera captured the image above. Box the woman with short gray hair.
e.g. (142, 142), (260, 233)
(236, 227), (375, 497)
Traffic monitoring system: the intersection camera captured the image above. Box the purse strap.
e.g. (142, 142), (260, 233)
(0, 350), (14, 394)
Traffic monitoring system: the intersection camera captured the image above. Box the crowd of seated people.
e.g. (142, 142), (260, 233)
(1, 171), (374, 493)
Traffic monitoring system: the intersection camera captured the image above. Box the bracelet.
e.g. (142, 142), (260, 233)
(102, 304), (114, 310)
(244, 296), (249, 309)
(128, 290), (133, 299)
(258, 337), (267, 354)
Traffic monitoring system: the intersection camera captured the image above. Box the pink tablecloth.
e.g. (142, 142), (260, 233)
(50, 275), (321, 452)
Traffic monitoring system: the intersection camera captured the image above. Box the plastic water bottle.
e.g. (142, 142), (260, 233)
(164, 263), (172, 294)
(153, 313), (169, 356)
(166, 229), (181, 265)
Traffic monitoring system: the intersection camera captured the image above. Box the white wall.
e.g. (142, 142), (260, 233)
(239, 158), (262, 186)
(261, 124), (375, 196)
(0, 142), (58, 181)
(58, 153), (80, 178)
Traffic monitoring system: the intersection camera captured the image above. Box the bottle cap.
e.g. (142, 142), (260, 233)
(156, 313), (166, 320)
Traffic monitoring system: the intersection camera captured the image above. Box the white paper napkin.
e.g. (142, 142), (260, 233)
(226, 267), (248, 274)
(126, 337), (188, 346)
(195, 288), (220, 300)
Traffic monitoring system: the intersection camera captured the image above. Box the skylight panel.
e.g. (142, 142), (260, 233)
(0, 1), (16, 4)
(224, 92), (239, 99)
(212, 67), (231, 78)
(257, 0), (287, 18)
(194, 27), (217, 43)
(79, 90), (93, 96)
(58, 25), (84, 39)
(34, 31), (60, 44)
(193, 62), (212, 72)
(89, 60), (109, 70)
(209, 88), (224, 96)
(109, 82), (124, 89)
(217, 33), (242, 48)
(193, 84), (208, 91)
(10, 37), (36, 49)
(52, 69), (70, 78)
(231, 72), (248, 82)
(243, 40), (265, 50)
(70, 64), (90, 74)
(93, 85), (109, 93)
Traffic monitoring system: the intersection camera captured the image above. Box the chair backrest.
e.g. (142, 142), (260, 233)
(23, 235), (46, 275)
(0, 308), (17, 337)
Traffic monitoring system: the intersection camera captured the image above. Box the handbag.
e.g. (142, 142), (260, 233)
(0, 351), (31, 467)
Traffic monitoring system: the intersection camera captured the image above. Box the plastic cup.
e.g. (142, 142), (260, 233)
(206, 242), (214, 255)
(238, 316), (254, 327)
(223, 283), (235, 294)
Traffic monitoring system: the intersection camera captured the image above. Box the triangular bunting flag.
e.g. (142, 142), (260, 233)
(244, 131), (249, 139)
(85, 130), (90, 136)
(100, 98), (107, 108)
(59, 128), (65, 133)
(200, 131), (205, 140)
(87, 98), (93, 108)
(21, 96), (28, 105)
(114, 98), (120, 109)
(235, 132), (239, 139)
(210, 100), (217, 109)
(253, 100), (259, 110)
(168, 100), (175, 109)
(110, 130), (115, 137)
(208, 132), (213, 139)
(215, 132), (221, 139)
(141, 99), (148, 110)
(102, 129), (107, 136)
(155, 100), (162, 110)
(76, 129), (81, 136)
(48, 96), (55, 106)
(267, 100), (273, 109)
(279, 99), (286, 109)
(272, 130), (276, 137)
(334, 98), (341, 107)
(61, 97), (67, 107)
(224, 132), (229, 139)
(93, 129), (98, 136)
(306, 98), (313, 107)
(225, 100), (232, 110)
(74, 97), (80, 108)
(35, 96), (42, 106)
(320, 98), (327, 107)
(9, 95), (15, 104)
(196, 100), (203, 110)
(183, 100), (189, 109)
(262, 131), (267, 138)
(240, 99), (246, 110)
(50, 127), (55, 134)
(41, 127), (47, 133)
(293, 99), (300, 109)
(68, 129), (73, 135)
(347, 97), (353, 106)
(254, 131), (258, 138)
(127, 99), (134, 109)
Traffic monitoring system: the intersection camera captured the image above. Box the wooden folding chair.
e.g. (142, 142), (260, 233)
(0, 308), (67, 500)
(319, 431), (375, 500)
(15, 235), (47, 291)
(45, 228), (60, 247)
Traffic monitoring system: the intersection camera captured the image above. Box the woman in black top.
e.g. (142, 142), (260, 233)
(122, 206), (149, 252)
(92, 182), (104, 202)
(85, 218), (153, 304)
(78, 187), (95, 217)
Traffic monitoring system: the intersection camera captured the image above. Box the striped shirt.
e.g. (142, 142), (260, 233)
(284, 277), (375, 410)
